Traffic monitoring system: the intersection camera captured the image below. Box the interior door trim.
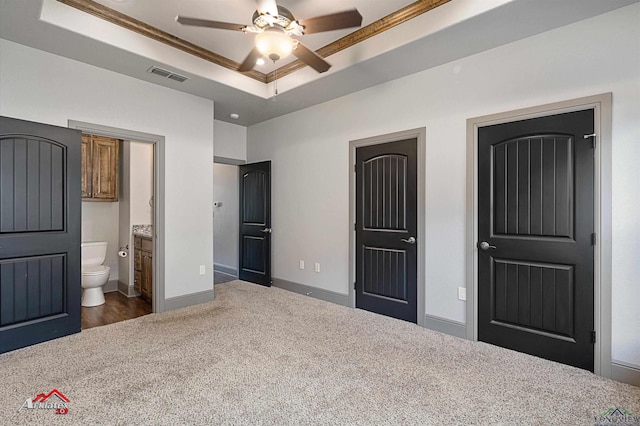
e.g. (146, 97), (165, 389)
(465, 93), (612, 378)
(349, 128), (426, 327)
(68, 120), (165, 314)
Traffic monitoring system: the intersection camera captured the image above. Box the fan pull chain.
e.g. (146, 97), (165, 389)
(273, 67), (278, 102)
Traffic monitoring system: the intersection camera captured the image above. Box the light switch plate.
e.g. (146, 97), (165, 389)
(458, 287), (466, 301)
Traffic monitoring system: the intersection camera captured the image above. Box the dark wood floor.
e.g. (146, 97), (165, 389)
(81, 292), (152, 330)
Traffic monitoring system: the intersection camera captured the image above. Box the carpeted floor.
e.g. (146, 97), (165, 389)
(2, 281), (638, 425)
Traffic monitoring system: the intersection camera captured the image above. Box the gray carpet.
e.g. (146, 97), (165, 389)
(2, 281), (638, 425)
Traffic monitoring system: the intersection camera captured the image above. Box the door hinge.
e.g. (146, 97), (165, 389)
(584, 133), (596, 149)
(354, 282), (356, 290)
(591, 233), (596, 245)
(591, 330), (596, 344)
(353, 164), (356, 173)
(354, 223), (356, 231)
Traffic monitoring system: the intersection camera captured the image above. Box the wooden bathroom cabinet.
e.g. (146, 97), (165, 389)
(82, 134), (119, 201)
(134, 235), (153, 301)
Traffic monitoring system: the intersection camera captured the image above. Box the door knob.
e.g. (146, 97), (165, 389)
(260, 228), (272, 234)
(401, 236), (416, 244)
(478, 241), (496, 250)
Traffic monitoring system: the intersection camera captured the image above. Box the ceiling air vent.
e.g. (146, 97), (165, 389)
(167, 73), (188, 83)
(147, 66), (188, 83)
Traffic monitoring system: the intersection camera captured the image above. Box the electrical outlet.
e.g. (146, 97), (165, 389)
(299, 260), (305, 270)
(199, 265), (206, 275)
(458, 287), (466, 301)
(314, 262), (320, 273)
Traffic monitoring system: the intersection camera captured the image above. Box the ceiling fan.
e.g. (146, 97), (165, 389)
(176, 0), (363, 73)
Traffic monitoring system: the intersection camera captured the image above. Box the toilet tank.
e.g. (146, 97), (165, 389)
(81, 241), (108, 266)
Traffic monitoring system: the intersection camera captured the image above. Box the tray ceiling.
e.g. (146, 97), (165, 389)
(0, 0), (637, 125)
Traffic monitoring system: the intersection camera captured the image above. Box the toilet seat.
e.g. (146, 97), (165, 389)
(82, 265), (110, 275)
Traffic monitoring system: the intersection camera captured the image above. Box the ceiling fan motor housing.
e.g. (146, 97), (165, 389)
(251, 6), (303, 36)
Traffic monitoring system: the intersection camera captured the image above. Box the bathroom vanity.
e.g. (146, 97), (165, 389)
(133, 226), (153, 301)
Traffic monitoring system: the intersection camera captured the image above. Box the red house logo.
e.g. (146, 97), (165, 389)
(32, 389), (70, 403)
(18, 389), (70, 414)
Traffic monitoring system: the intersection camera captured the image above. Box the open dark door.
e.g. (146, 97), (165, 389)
(0, 116), (82, 353)
(477, 109), (595, 371)
(355, 139), (418, 323)
(238, 161), (271, 286)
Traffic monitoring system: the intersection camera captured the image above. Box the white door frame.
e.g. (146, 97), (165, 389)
(68, 120), (166, 313)
(465, 93), (612, 377)
(349, 128), (426, 326)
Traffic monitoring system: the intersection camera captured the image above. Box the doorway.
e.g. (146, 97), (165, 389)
(477, 110), (595, 370)
(349, 129), (426, 326)
(69, 120), (166, 315)
(466, 94), (613, 376)
(213, 159), (242, 284)
(238, 161), (272, 286)
(80, 137), (155, 329)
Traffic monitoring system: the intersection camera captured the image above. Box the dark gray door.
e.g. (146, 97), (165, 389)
(478, 109), (595, 371)
(0, 116), (82, 353)
(238, 161), (271, 286)
(356, 139), (418, 323)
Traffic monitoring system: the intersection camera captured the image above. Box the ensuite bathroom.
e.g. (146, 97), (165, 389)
(80, 134), (155, 329)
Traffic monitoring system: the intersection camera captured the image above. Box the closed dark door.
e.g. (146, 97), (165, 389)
(0, 116), (82, 353)
(356, 139), (418, 323)
(478, 109), (595, 371)
(238, 161), (271, 286)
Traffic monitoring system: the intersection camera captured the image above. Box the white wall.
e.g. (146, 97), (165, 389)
(0, 39), (215, 300)
(213, 163), (239, 272)
(118, 142), (131, 287)
(130, 142), (154, 226)
(247, 5), (640, 367)
(214, 120), (246, 161)
(82, 201), (120, 281)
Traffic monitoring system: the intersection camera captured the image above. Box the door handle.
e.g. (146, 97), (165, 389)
(401, 236), (416, 244)
(260, 228), (272, 234)
(478, 241), (496, 250)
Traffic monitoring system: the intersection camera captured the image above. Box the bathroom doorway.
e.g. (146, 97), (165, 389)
(79, 139), (155, 329)
(213, 158), (243, 284)
(69, 121), (164, 329)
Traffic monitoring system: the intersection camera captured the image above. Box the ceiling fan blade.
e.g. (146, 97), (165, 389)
(256, 0), (278, 16)
(175, 16), (246, 31)
(238, 47), (262, 72)
(293, 42), (331, 73)
(298, 9), (363, 34)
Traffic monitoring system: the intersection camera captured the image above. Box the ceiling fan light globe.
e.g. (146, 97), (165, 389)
(255, 28), (294, 61)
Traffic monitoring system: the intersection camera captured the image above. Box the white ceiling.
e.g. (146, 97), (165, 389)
(0, 0), (637, 126)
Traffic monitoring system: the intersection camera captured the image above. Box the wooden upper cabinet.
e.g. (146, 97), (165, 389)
(82, 134), (119, 201)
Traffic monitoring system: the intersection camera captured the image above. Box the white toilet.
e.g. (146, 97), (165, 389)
(81, 242), (111, 307)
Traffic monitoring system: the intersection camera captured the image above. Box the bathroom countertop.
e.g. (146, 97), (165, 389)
(133, 224), (153, 239)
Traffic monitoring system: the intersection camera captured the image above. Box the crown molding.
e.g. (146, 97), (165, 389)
(57, 0), (451, 85)
(266, 0), (451, 83)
